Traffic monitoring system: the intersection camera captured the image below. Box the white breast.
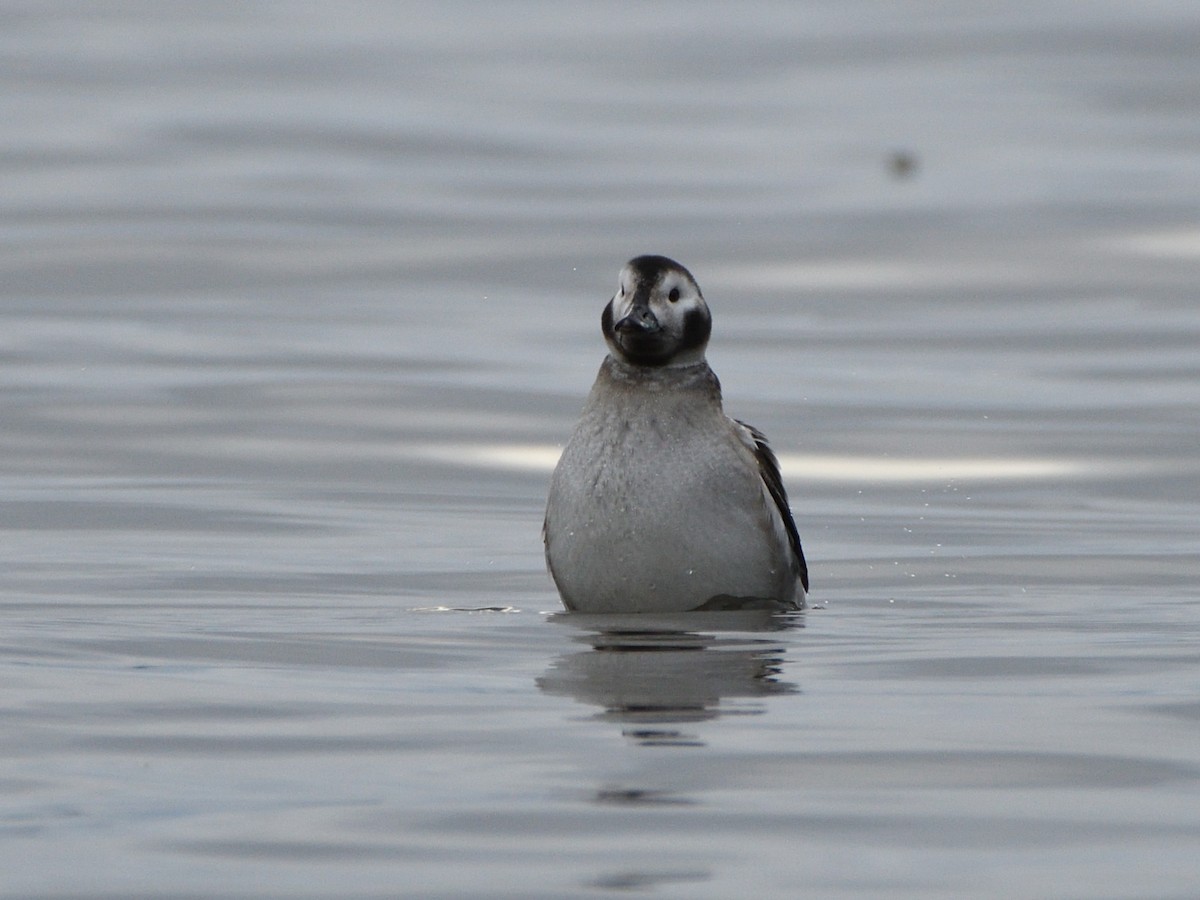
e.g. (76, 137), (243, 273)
(544, 361), (794, 613)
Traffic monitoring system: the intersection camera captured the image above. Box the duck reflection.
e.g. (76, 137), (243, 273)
(537, 610), (801, 746)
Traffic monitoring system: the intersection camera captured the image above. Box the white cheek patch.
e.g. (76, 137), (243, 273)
(658, 275), (699, 310)
(611, 290), (634, 320)
(656, 293), (701, 326)
(612, 268), (642, 319)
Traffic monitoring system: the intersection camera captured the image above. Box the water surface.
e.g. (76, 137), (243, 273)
(2, 3), (1199, 897)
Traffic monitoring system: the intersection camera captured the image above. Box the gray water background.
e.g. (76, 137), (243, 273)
(3, 2), (1199, 897)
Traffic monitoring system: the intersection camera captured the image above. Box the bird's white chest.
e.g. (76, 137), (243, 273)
(545, 383), (785, 612)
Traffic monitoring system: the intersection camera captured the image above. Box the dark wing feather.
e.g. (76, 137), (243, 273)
(737, 420), (809, 592)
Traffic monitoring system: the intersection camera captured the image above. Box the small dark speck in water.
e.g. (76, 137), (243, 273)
(887, 148), (920, 179)
(594, 787), (694, 806)
(589, 869), (711, 890)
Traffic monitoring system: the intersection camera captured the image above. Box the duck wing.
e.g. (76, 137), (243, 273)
(733, 420), (809, 593)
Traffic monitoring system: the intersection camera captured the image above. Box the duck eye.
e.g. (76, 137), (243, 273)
(668, 287), (680, 303)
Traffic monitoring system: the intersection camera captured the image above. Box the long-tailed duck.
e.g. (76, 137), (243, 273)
(544, 255), (808, 613)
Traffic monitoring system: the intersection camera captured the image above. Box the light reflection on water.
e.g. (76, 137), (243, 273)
(409, 441), (1113, 481)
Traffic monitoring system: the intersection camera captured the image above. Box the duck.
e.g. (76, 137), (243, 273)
(544, 255), (808, 613)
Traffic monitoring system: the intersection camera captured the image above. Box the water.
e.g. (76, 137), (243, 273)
(3, 2), (1199, 897)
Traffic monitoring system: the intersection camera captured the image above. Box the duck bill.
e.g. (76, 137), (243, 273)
(614, 303), (660, 336)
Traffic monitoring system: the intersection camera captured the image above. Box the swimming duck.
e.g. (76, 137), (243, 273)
(544, 255), (808, 613)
